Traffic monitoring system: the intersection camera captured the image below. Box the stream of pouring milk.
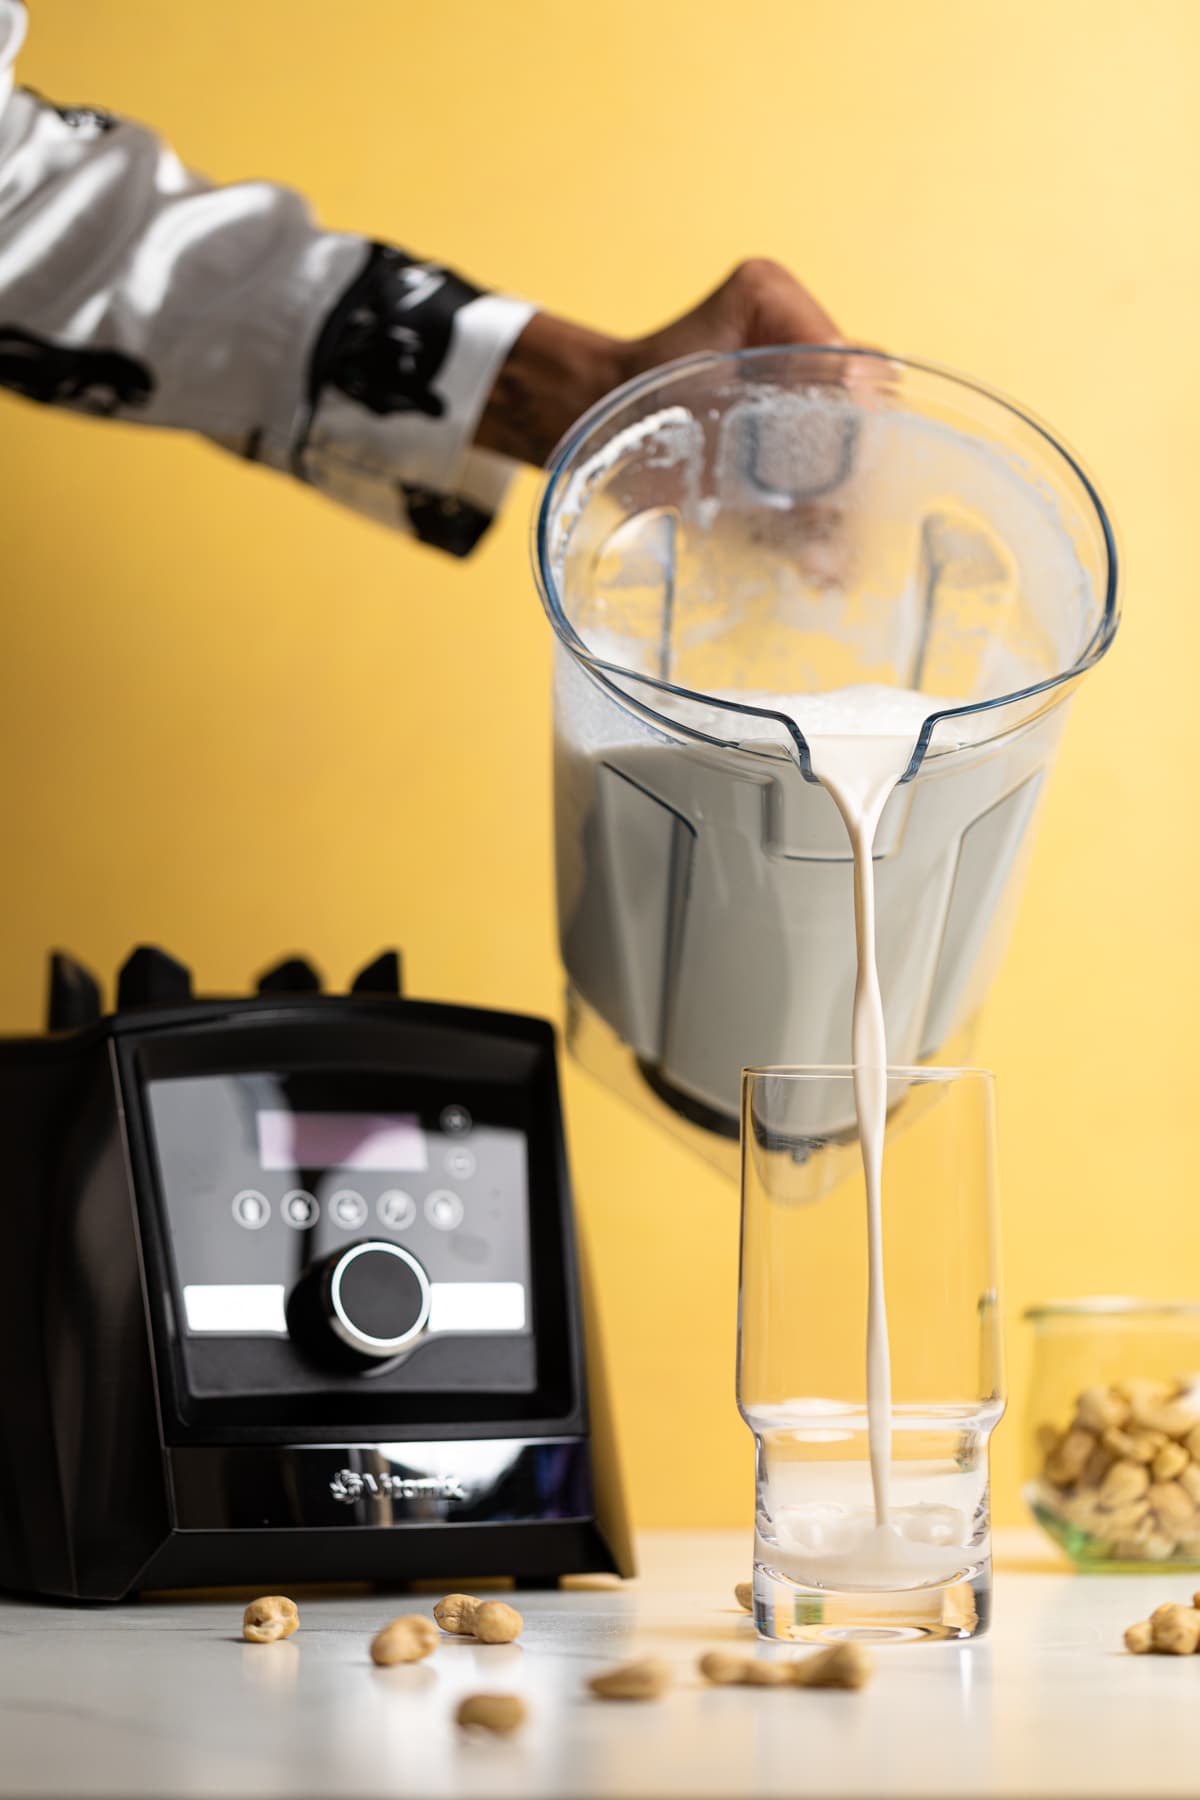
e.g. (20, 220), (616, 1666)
(795, 685), (960, 1583)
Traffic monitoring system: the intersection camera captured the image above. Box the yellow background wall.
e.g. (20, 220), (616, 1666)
(2, 0), (1197, 1529)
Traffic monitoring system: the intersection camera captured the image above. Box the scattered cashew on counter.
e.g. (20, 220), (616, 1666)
(237, 1554), (1200, 1744)
(241, 1596), (300, 1644)
(1125, 1593), (1200, 1655)
(433, 1592), (481, 1636)
(456, 1693), (529, 1735)
(433, 1593), (524, 1644)
(699, 1643), (874, 1691)
(700, 1650), (789, 1687)
(237, 1578), (875, 1735)
(370, 1614), (440, 1665)
(475, 1602), (524, 1645)
(588, 1657), (675, 1700)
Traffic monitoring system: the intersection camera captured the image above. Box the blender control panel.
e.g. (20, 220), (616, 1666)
(144, 1072), (532, 1352)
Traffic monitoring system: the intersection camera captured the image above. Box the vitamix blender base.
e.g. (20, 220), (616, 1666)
(0, 946), (632, 1600)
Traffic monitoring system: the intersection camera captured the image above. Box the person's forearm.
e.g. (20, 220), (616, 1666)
(473, 313), (626, 467)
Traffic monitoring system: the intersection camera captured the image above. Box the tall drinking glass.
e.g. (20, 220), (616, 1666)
(739, 1067), (1002, 1643)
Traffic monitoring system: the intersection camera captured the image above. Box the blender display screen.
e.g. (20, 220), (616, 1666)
(256, 1109), (428, 1173)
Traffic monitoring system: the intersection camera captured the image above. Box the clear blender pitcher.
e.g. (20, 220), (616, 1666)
(534, 350), (1118, 1171)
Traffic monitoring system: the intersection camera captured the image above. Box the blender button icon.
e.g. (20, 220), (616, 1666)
(378, 1189), (417, 1230)
(426, 1190), (464, 1231)
(233, 1189), (269, 1230)
(330, 1189), (367, 1230)
(440, 1105), (471, 1137)
(445, 1147), (475, 1180)
(282, 1190), (318, 1229)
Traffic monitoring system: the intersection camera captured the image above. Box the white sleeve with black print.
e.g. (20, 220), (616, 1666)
(0, 81), (534, 554)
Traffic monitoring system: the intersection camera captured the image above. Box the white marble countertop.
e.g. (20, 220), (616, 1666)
(0, 1530), (1193, 1797)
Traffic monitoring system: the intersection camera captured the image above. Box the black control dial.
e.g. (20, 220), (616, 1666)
(286, 1240), (431, 1370)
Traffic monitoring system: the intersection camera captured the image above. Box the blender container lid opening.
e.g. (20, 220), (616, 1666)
(533, 347), (1119, 782)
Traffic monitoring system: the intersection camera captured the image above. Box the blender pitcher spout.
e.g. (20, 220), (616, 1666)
(535, 348), (1118, 1173)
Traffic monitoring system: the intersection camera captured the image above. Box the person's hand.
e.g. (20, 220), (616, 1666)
(475, 259), (840, 468)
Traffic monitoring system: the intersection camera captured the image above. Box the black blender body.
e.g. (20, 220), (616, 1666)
(0, 948), (631, 1599)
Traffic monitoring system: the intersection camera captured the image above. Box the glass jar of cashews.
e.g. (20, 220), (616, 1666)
(1025, 1299), (1200, 1569)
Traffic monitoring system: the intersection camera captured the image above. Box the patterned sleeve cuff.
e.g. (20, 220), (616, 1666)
(288, 244), (534, 553)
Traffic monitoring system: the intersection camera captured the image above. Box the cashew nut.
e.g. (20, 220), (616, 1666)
(1123, 1383), (1199, 1440)
(431, 1594), (521, 1643)
(1102, 1499), (1151, 1537)
(1098, 1458), (1151, 1509)
(1150, 1602), (1200, 1654)
(734, 1581), (753, 1613)
(1149, 1481), (1196, 1532)
(698, 1651), (788, 1686)
(698, 1642), (872, 1690)
(475, 1601), (523, 1645)
(455, 1693), (528, 1735)
(434, 1593), (480, 1636)
(588, 1657), (673, 1700)
(242, 1596), (299, 1644)
(790, 1642), (874, 1690)
(1122, 1378), (1173, 1412)
(1076, 1385), (1130, 1434)
(1124, 1619), (1153, 1654)
(699, 1650), (746, 1686)
(1045, 1427), (1096, 1487)
(1153, 1442), (1190, 1483)
(1036, 1423), (1061, 1459)
(1082, 1443), (1116, 1489)
(370, 1615), (439, 1665)
(1101, 1426), (1138, 1460)
(1063, 1492), (1105, 1532)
